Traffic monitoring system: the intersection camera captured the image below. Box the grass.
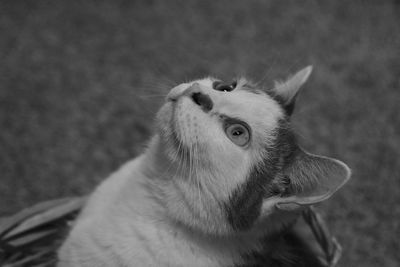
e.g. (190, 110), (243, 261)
(0, 1), (399, 266)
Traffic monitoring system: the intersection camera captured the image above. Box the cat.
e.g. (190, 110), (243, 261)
(57, 66), (351, 267)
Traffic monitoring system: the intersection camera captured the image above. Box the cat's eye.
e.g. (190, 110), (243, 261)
(213, 81), (237, 92)
(225, 123), (250, 146)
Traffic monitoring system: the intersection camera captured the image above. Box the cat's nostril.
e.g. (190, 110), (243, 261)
(191, 92), (213, 112)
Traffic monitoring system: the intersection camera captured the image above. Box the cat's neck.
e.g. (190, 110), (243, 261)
(140, 134), (176, 179)
(136, 134), (299, 238)
(100, 134), (300, 264)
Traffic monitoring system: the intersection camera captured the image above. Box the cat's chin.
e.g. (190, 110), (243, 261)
(157, 96), (197, 146)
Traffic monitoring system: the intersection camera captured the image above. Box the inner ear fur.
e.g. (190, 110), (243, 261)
(263, 148), (351, 211)
(273, 66), (313, 115)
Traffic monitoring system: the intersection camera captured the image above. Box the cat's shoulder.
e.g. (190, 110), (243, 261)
(89, 156), (144, 205)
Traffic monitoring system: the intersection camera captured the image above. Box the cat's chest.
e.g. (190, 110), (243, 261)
(111, 220), (249, 267)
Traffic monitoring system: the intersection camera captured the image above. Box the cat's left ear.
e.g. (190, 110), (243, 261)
(273, 66), (313, 115)
(261, 148), (351, 212)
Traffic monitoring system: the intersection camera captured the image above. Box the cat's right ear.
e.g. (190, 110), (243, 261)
(261, 148), (351, 213)
(272, 66), (313, 115)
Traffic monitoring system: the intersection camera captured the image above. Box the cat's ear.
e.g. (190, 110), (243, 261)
(262, 148), (351, 212)
(273, 66), (313, 115)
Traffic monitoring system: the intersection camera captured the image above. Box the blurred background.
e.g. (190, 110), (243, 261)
(0, 0), (399, 266)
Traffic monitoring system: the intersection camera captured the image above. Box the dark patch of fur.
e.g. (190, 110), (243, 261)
(283, 101), (296, 117)
(225, 119), (299, 231)
(239, 82), (265, 95)
(235, 226), (326, 267)
(225, 174), (265, 231)
(234, 78), (296, 115)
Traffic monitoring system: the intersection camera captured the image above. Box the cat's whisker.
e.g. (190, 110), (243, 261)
(148, 63), (179, 85)
(139, 89), (169, 98)
(257, 53), (280, 86)
(179, 128), (186, 178)
(142, 77), (176, 88)
(180, 145), (188, 179)
(171, 119), (183, 176)
(185, 141), (191, 180)
(189, 143), (194, 183)
(139, 80), (175, 97)
(189, 142), (197, 195)
(175, 138), (184, 177)
(194, 142), (203, 207)
(187, 137), (194, 182)
(163, 139), (178, 177)
(59, 67), (350, 267)
(138, 94), (168, 99)
(284, 57), (308, 76)
(145, 71), (175, 82)
(141, 82), (171, 91)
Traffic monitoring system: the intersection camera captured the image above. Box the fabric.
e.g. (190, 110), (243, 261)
(0, 198), (341, 267)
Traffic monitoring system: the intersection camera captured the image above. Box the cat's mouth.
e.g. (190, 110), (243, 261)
(163, 82), (216, 159)
(171, 96), (195, 143)
(161, 97), (201, 167)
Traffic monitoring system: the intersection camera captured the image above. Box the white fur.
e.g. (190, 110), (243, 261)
(57, 137), (288, 267)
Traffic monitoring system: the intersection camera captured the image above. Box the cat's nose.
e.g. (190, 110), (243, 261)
(167, 83), (190, 101)
(186, 83), (213, 112)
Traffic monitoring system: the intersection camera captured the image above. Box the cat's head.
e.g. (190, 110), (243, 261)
(154, 66), (351, 235)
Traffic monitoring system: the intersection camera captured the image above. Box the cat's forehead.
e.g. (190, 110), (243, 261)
(219, 89), (281, 120)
